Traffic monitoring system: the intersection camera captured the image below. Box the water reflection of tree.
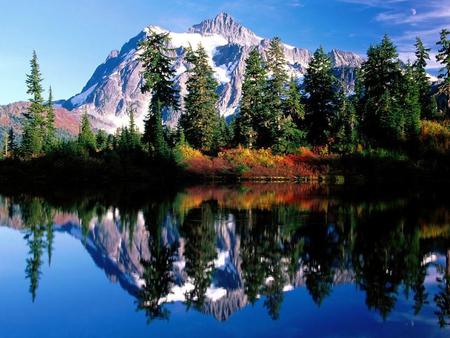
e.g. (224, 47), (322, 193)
(137, 202), (178, 323)
(302, 210), (344, 306)
(181, 202), (217, 310)
(19, 197), (54, 302)
(352, 208), (426, 320)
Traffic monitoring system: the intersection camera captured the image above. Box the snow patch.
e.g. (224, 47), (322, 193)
(70, 84), (97, 106)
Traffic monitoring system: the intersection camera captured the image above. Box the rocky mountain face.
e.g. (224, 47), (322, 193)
(57, 12), (364, 132)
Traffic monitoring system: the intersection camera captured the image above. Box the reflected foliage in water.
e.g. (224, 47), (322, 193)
(1, 184), (450, 327)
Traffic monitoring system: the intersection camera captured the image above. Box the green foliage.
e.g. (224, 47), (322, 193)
(414, 38), (436, 119)
(402, 64), (421, 138)
(234, 48), (267, 148)
(436, 29), (450, 114)
(44, 87), (57, 152)
(78, 111), (96, 151)
(21, 51), (46, 158)
(361, 35), (404, 143)
(334, 89), (358, 153)
(138, 31), (179, 158)
(304, 46), (339, 145)
(180, 45), (220, 152)
(265, 37), (289, 150)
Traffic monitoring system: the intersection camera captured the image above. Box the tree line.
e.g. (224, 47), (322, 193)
(2, 29), (450, 161)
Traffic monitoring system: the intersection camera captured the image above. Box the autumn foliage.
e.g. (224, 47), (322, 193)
(419, 120), (450, 154)
(175, 145), (326, 179)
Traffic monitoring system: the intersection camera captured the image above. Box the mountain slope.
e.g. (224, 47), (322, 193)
(61, 12), (365, 131)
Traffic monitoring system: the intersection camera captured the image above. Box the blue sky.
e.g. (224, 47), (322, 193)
(0, 0), (449, 104)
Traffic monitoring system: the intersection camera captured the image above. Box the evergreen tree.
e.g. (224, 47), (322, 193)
(234, 48), (267, 148)
(285, 77), (305, 126)
(22, 51), (45, 157)
(96, 130), (109, 151)
(335, 88), (358, 153)
(361, 35), (403, 142)
(127, 108), (141, 150)
(1, 131), (8, 159)
(138, 31), (179, 158)
(265, 37), (289, 150)
(276, 76), (307, 153)
(180, 45), (220, 152)
(7, 128), (15, 158)
(414, 38), (436, 119)
(436, 29), (450, 114)
(78, 110), (96, 151)
(44, 86), (57, 151)
(402, 64), (421, 138)
(304, 47), (339, 145)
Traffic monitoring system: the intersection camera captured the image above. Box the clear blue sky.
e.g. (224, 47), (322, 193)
(1, 0), (448, 104)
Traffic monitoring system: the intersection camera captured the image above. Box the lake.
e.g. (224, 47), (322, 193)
(1, 183), (449, 338)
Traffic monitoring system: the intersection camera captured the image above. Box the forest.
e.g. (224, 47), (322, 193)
(1, 29), (449, 183)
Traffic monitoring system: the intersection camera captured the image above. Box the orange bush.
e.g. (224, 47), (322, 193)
(178, 145), (326, 179)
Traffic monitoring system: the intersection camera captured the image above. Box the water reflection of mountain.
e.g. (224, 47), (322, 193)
(1, 184), (450, 324)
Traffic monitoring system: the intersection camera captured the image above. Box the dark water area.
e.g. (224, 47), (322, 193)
(1, 183), (450, 338)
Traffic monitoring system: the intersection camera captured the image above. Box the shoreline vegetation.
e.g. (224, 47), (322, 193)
(0, 31), (450, 186)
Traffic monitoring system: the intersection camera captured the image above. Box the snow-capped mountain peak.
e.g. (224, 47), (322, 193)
(188, 12), (262, 46)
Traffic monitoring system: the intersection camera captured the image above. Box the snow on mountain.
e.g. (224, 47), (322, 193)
(61, 12), (365, 132)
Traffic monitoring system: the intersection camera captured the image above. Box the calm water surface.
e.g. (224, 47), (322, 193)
(1, 184), (450, 338)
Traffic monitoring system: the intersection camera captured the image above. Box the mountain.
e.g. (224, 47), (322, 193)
(59, 12), (364, 131)
(0, 101), (80, 138)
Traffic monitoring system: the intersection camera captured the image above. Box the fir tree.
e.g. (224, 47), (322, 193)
(127, 108), (141, 150)
(138, 31), (179, 158)
(180, 45), (220, 152)
(78, 110), (96, 151)
(7, 128), (15, 157)
(361, 35), (403, 142)
(304, 47), (339, 145)
(436, 29), (450, 114)
(1, 131), (8, 159)
(22, 51), (45, 158)
(44, 86), (57, 151)
(335, 87), (358, 153)
(402, 64), (421, 138)
(96, 130), (109, 151)
(413, 38), (436, 119)
(234, 48), (267, 148)
(265, 37), (289, 149)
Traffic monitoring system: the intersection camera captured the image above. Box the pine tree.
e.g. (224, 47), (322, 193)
(436, 29), (450, 114)
(304, 47), (339, 145)
(96, 130), (108, 152)
(8, 128), (15, 157)
(1, 131), (8, 159)
(265, 37), (289, 149)
(138, 31), (179, 158)
(127, 108), (141, 150)
(413, 38), (436, 119)
(361, 35), (403, 142)
(22, 51), (45, 158)
(334, 87), (358, 153)
(281, 77), (307, 152)
(180, 45), (220, 152)
(78, 110), (96, 151)
(402, 63), (421, 138)
(44, 86), (57, 151)
(234, 48), (267, 148)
